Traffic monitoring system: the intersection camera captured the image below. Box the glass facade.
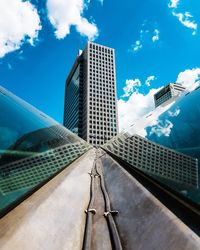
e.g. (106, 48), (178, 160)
(132, 87), (200, 163)
(87, 42), (118, 146)
(0, 86), (91, 217)
(103, 87), (200, 205)
(64, 42), (119, 147)
(64, 64), (80, 135)
(154, 83), (185, 108)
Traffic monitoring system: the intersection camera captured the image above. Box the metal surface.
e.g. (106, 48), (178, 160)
(0, 149), (96, 250)
(83, 151), (122, 250)
(0, 149), (200, 249)
(100, 150), (200, 250)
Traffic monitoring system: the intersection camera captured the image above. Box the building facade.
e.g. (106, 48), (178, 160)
(103, 133), (198, 188)
(64, 42), (119, 147)
(0, 86), (91, 215)
(154, 83), (186, 108)
(1, 87), (200, 248)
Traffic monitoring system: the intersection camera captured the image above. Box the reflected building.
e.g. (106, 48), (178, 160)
(63, 42), (119, 147)
(0, 86), (200, 248)
(154, 83), (186, 108)
(0, 141), (89, 194)
(106, 87), (200, 204)
(103, 133), (198, 188)
(0, 86), (91, 213)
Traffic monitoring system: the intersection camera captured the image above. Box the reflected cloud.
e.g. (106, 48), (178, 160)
(127, 101), (175, 137)
(149, 119), (173, 137)
(168, 107), (180, 117)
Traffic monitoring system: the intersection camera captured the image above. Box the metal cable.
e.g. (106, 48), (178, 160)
(82, 155), (96, 250)
(95, 156), (123, 250)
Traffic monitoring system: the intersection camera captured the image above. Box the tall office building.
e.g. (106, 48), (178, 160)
(64, 42), (119, 147)
(154, 83), (186, 108)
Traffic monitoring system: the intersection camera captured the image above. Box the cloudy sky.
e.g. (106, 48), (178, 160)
(0, 0), (200, 131)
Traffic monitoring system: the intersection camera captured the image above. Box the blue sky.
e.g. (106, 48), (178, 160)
(0, 0), (200, 131)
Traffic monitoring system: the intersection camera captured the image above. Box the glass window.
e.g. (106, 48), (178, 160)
(0, 87), (91, 217)
(102, 88), (200, 207)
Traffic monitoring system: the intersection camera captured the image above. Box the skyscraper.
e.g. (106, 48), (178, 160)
(64, 42), (119, 147)
(154, 83), (186, 108)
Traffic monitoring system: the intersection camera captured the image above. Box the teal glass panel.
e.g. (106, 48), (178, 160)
(0, 86), (92, 217)
(103, 87), (200, 205)
(64, 64), (80, 135)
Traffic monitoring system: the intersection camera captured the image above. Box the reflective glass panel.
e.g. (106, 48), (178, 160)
(103, 87), (200, 205)
(0, 86), (92, 216)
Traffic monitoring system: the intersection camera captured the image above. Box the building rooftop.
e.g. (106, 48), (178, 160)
(154, 83), (186, 108)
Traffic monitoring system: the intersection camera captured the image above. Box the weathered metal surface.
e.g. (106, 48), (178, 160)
(101, 152), (200, 250)
(0, 149), (96, 250)
(85, 160), (112, 250)
(0, 148), (200, 250)
(83, 155), (122, 250)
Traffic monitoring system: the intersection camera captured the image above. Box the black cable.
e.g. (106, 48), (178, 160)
(82, 158), (96, 250)
(96, 158), (122, 250)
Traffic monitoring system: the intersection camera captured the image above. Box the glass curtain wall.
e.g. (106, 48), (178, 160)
(0, 86), (91, 217)
(103, 87), (200, 206)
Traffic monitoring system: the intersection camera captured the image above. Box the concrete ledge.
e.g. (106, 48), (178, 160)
(0, 149), (96, 250)
(1, 149), (199, 250)
(101, 153), (200, 250)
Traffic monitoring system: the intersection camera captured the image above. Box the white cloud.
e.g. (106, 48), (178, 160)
(128, 101), (175, 137)
(122, 79), (141, 97)
(172, 11), (197, 35)
(168, 0), (180, 9)
(0, 0), (41, 58)
(168, 108), (180, 117)
(152, 29), (160, 42)
(118, 87), (161, 131)
(46, 0), (98, 40)
(168, 0), (197, 35)
(150, 120), (173, 137)
(131, 25), (160, 53)
(119, 75), (158, 130)
(118, 67), (200, 133)
(145, 75), (156, 86)
(132, 40), (142, 52)
(176, 68), (200, 91)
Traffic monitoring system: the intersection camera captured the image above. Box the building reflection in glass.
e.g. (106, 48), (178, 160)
(0, 86), (92, 216)
(103, 87), (200, 205)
